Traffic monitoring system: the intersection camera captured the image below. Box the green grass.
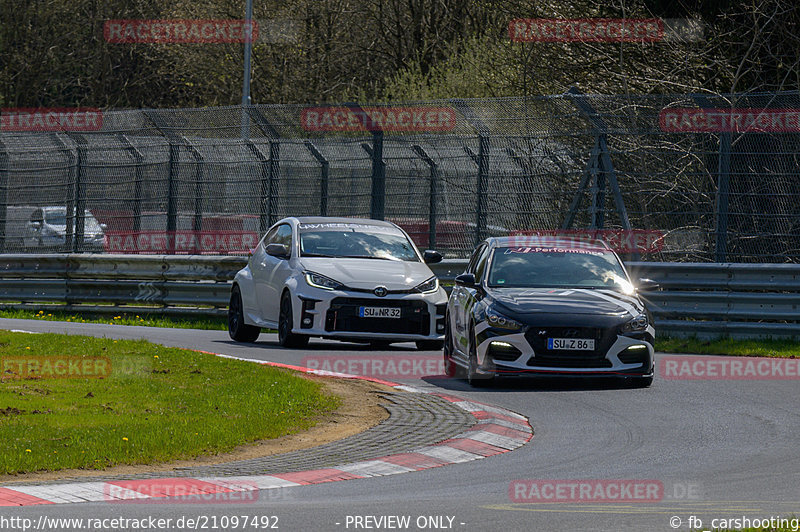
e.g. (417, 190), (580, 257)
(0, 308), (227, 330)
(656, 337), (800, 359)
(0, 331), (338, 475)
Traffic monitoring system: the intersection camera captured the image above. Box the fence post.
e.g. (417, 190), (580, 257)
(304, 141), (329, 216)
(0, 138), (7, 253)
(411, 144), (438, 249)
(67, 133), (88, 253)
(183, 138), (204, 232)
(693, 95), (730, 262)
(245, 107), (282, 230)
(715, 133), (731, 262)
(360, 137), (386, 220)
(451, 99), (489, 247)
(268, 141), (279, 226)
(117, 134), (144, 233)
(51, 133), (78, 252)
(143, 111), (178, 251)
(370, 131), (385, 220)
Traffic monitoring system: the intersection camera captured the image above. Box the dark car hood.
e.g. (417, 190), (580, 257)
(488, 287), (643, 318)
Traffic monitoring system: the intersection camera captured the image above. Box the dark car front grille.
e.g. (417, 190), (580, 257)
(325, 297), (429, 335)
(525, 326), (614, 369)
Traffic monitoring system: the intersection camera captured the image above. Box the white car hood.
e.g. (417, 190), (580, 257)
(299, 257), (434, 291)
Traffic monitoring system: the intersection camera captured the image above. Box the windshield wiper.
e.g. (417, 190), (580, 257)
(300, 252), (335, 258)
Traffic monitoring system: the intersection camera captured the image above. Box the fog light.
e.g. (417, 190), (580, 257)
(627, 344), (647, 350)
(490, 341), (513, 348)
(302, 317), (312, 326)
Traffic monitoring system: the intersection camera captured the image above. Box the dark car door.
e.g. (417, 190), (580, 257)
(452, 243), (489, 354)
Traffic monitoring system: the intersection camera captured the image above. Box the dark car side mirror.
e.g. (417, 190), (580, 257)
(637, 278), (660, 291)
(265, 243), (290, 259)
(423, 249), (443, 264)
(454, 273), (476, 287)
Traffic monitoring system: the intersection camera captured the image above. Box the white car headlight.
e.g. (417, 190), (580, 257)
(414, 276), (439, 294)
(305, 271), (344, 291)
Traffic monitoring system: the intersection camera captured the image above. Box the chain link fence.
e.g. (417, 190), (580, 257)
(1, 90), (799, 260)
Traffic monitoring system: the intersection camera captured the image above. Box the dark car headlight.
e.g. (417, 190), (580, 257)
(486, 307), (523, 331)
(621, 313), (649, 333)
(305, 271), (344, 291)
(414, 276), (439, 294)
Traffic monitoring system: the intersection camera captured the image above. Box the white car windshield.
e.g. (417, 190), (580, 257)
(299, 223), (419, 262)
(487, 246), (632, 292)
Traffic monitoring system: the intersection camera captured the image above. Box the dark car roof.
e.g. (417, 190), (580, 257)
(486, 236), (612, 250)
(293, 216), (399, 228)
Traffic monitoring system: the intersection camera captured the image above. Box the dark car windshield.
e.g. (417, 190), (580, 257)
(487, 246), (632, 292)
(298, 223), (419, 262)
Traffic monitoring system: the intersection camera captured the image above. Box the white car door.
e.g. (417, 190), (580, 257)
(258, 223), (295, 323)
(252, 225), (280, 322)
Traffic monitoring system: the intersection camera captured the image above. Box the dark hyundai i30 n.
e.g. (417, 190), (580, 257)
(444, 237), (656, 387)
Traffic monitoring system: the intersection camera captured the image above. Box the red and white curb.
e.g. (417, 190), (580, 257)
(0, 354), (532, 506)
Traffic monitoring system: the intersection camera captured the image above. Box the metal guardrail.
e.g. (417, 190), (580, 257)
(0, 255), (797, 339)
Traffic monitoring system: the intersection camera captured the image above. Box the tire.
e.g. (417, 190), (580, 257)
(228, 285), (261, 343)
(416, 340), (444, 351)
(443, 315), (463, 378)
(467, 325), (494, 387)
(278, 291), (309, 348)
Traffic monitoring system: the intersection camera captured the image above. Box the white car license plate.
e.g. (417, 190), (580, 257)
(359, 307), (401, 319)
(547, 338), (595, 350)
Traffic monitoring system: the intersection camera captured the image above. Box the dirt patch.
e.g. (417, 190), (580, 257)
(0, 375), (394, 484)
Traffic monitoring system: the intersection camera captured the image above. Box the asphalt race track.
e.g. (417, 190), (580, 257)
(2, 318), (799, 532)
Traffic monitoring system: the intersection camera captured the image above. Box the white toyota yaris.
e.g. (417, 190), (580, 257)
(228, 217), (448, 349)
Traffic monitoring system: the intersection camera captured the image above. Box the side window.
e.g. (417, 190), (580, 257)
(261, 226), (280, 249)
(474, 246), (491, 281)
(274, 224), (293, 248)
(466, 244), (485, 274)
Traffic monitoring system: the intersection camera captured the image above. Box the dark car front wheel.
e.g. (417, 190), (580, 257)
(443, 315), (463, 378)
(278, 292), (309, 348)
(467, 325), (494, 387)
(228, 285), (261, 343)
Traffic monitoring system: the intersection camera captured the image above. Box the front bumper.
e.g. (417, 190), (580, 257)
(475, 322), (655, 377)
(291, 286), (447, 341)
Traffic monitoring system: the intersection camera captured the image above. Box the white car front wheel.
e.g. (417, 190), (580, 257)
(278, 292), (309, 348)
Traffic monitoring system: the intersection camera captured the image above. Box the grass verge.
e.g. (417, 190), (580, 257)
(0, 330), (338, 475)
(0, 308), (226, 330)
(656, 337), (800, 359)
